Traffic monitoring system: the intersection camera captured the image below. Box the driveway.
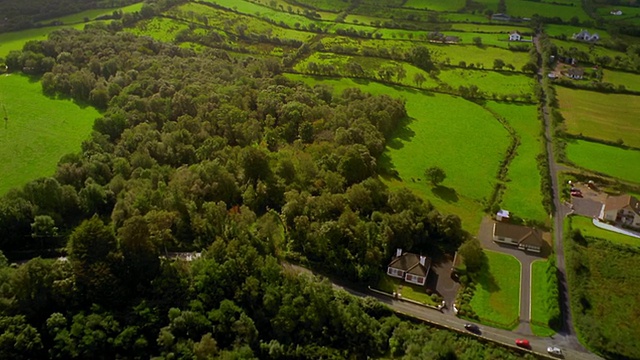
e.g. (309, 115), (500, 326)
(570, 197), (603, 218)
(426, 254), (459, 313)
(477, 217), (548, 335)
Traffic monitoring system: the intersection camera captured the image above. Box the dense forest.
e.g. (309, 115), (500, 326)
(0, 26), (504, 358)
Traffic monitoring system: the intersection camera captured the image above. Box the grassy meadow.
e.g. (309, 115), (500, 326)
(469, 250), (521, 329)
(285, 74), (511, 233)
(530, 260), (556, 336)
(565, 234), (640, 359)
(403, 0), (466, 12)
(570, 216), (640, 247)
(485, 102), (547, 222)
(556, 87), (640, 148)
(506, 0), (590, 21)
(0, 74), (100, 195)
(603, 69), (640, 92)
(566, 140), (640, 183)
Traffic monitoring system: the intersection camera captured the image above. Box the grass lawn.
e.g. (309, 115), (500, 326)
(556, 87), (640, 148)
(469, 250), (521, 329)
(565, 140), (640, 184)
(285, 74), (511, 233)
(485, 102), (548, 222)
(603, 69), (640, 92)
(570, 215), (640, 247)
(0, 74), (100, 195)
(530, 260), (557, 336)
(375, 276), (438, 306)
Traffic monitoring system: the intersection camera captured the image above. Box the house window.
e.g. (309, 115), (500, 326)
(387, 268), (394, 275)
(405, 274), (413, 281)
(417, 277), (424, 284)
(398, 271), (404, 277)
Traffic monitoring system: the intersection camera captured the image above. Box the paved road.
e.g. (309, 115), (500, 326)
(534, 34), (588, 353)
(287, 264), (601, 360)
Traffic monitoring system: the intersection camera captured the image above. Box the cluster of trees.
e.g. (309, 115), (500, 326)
(1, 27), (467, 283)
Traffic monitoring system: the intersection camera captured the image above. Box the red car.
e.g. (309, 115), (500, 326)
(516, 339), (531, 348)
(570, 191), (583, 197)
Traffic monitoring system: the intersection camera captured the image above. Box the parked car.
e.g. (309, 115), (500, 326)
(515, 339), (530, 348)
(464, 323), (480, 334)
(570, 191), (583, 197)
(547, 346), (562, 356)
(570, 187), (580, 192)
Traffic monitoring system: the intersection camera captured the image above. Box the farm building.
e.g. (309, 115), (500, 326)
(387, 249), (431, 286)
(610, 10), (623, 16)
(572, 29), (600, 42)
(491, 13), (511, 21)
(492, 222), (544, 253)
(509, 31), (522, 41)
(601, 195), (640, 229)
(566, 67), (585, 79)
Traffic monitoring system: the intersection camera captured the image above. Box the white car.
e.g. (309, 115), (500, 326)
(547, 346), (562, 356)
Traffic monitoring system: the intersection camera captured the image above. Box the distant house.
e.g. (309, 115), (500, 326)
(610, 10), (623, 16)
(491, 13), (512, 21)
(492, 222), (544, 253)
(387, 249), (431, 286)
(509, 31), (522, 41)
(572, 29), (600, 42)
(601, 195), (640, 229)
(444, 35), (460, 43)
(567, 67), (585, 79)
(428, 31), (460, 44)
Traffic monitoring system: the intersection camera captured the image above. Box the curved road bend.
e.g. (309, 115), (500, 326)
(533, 34), (587, 353)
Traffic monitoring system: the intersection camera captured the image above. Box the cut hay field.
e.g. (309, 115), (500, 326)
(506, 0), (590, 21)
(566, 140), (640, 184)
(485, 102), (547, 222)
(0, 74), (100, 195)
(285, 74), (511, 233)
(470, 250), (521, 329)
(603, 69), (640, 92)
(556, 87), (640, 148)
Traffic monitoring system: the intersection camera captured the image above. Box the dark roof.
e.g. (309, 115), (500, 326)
(388, 253), (430, 277)
(493, 222), (544, 247)
(568, 67), (584, 76)
(605, 195), (640, 215)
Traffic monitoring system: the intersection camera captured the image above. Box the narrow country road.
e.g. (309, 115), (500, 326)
(286, 264), (601, 360)
(533, 34), (587, 353)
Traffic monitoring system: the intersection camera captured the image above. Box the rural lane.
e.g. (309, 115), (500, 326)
(286, 264), (601, 360)
(533, 34), (586, 353)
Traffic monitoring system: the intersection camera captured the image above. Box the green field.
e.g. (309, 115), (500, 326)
(286, 74), (511, 233)
(403, 0), (466, 12)
(565, 234), (640, 359)
(566, 140), (640, 183)
(570, 215), (640, 247)
(544, 24), (610, 40)
(603, 69), (640, 92)
(0, 3), (143, 58)
(37, 2), (144, 25)
(530, 260), (556, 336)
(0, 74), (100, 195)
(556, 87), (640, 148)
(507, 0), (590, 21)
(450, 24), (530, 34)
(128, 17), (192, 43)
(469, 250), (521, 329)
(438, 69), (534, 98)
(485, 102), (547, 222)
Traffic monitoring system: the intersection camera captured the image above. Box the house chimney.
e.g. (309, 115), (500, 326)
(396, 248), (403, 257)
(419, 256), (426, 266)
